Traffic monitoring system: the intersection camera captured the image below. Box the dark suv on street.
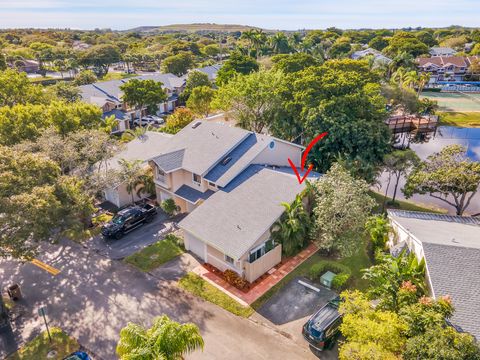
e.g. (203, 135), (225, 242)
(302, 297), (342, 351)
(101, 204), (156, 239)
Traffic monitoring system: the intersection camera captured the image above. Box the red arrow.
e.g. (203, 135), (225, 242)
(288, 132), (328, 184)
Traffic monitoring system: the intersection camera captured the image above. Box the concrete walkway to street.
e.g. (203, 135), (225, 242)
(0, 239), (317, 360)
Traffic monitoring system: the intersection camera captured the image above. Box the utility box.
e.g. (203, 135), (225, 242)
(7, 284), (22, 301)
(320, 271), (336, 289)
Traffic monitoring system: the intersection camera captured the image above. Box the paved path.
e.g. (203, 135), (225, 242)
(0, 240), (317, 360)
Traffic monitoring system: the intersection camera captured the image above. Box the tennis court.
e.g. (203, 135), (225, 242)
(420, 92), (480, 112)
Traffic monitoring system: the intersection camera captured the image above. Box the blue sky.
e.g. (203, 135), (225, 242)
(0, 0), (478, 30)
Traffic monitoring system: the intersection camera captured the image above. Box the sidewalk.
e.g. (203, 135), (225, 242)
(193, 243), (318, 305)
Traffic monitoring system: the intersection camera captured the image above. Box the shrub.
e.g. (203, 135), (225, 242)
(164, 233), (184, 249)
(161, 198), (179, 216)
(223, 269), (249, 291)
(309, 260), (352, 290)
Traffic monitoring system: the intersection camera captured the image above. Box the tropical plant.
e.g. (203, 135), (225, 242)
(186, 86), (215, 118)
(365, 215), (392, 250)
(270, 194), (310, 257)
(363, 250), (426, 311)
(116, 315), (204, 360)
(161, 198), (180, 217)
(118, 159), (147, 204)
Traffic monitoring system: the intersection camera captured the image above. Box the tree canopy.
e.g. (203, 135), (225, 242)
(120, 78), (167, 117)
(404, 145), (480, 215)
(216, 52), (259, 85)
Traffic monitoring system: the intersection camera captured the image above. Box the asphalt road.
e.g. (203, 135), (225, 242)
(0, 240), (317, 360)
(85, 210), (177, 260)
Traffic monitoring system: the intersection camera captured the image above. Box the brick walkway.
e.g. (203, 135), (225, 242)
(192, 243), (318, 305)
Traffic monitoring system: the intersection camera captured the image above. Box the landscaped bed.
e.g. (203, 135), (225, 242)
(7, 327), (79, 360)
(178, 272), (254, 318)
(124, 234), (185, 272)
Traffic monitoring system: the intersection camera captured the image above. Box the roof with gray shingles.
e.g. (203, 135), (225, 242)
(387, 210), (480, 339)
(102, 109), (128, 121)
(150, 121), (249, 176)
(104, 131), (173, 171)
(174, 185), (215, 204)
(203, 133), (270, 187)
(179, 165), (321, 259)
(79, 73), (183, 106)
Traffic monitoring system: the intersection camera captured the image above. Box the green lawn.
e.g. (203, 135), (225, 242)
(178, 272), (254, 318)
(125, 234), (185, 272)
(369, 191), (447, 214)
(251, 241), (372, 311)
(7, 328), (79, 360)
(438, 112), (480, 127)
(100, 72), (137, 81)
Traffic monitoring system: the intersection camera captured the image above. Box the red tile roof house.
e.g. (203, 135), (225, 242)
(417, 56), (479, 83)
(147, 121), (320, 283)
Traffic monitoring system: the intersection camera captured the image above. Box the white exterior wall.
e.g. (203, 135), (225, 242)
(253, 140), (302, 167)
(104, 182), (150, 208)
(184, 231), (207, 261)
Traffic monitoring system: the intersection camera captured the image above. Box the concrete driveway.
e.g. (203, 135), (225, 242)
(254, 277), (339, 359)
(86, 209), (179, 260)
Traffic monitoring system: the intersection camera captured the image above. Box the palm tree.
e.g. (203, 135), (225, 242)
(116, 315), (204, 360)
(270, 32), (290, 54)
(118, 158), (146, 204)
(390, 67), (407, 87)
(417, 72), (431, 95)
(402, 70), (420, 90)
(271, 195), (310, 256)
(122, 125), (153, 142)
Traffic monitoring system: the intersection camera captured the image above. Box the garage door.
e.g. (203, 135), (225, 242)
(185, 232), (206, 261)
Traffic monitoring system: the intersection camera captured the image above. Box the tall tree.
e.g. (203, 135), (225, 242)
(116, 315), (204, 360)
(120, 79), (167, 126)
(311, 163), (375, 256)
(163, 108), (195, 134)
(213, 69), (284, 133)
(0, 146), (94, 259)
(404, 145), (480, 215)
(382, 149), (420, 207)
(186, 86), (215, 118)
(215, 52), (259, 85)
(78, 44), (121, 77)
(161, 52), (194, 76)
(0, 68), (46, 107)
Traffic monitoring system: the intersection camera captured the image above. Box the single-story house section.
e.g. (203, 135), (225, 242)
(102, 131), (173, 208)
(387, 210), (480, 339)
(179, 165), (319, 283)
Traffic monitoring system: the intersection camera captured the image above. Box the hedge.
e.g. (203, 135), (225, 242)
(308, 260), (352, 290)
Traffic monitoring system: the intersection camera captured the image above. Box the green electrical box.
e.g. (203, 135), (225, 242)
(320, 271), (336, 289)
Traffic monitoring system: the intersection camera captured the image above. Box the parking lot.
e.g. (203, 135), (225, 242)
(256, 276), (339, 359)
(87, 209), (179, 260)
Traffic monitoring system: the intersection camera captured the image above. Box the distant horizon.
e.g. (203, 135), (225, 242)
(0, 0), (479, 30)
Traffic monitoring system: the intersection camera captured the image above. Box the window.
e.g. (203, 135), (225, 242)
(192, 173), (201, 185)
(225, 255), (234, 264)
(249, 239), (276, 263)
(157, 168), (166, 183)
(208, 182), (216, 188)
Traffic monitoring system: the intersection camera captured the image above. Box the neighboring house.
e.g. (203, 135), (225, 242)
(189, 64), (222, 82)
(72, 40), (91, 51)
(146, 121), (319, 282)
(351, 48), (392, 65)
(102, 131), (173, 208)
(429, 47), (456, 57)
(417, 56), (479, 83)
(79, 73), (184, 133)
(387, 210), (480, 340)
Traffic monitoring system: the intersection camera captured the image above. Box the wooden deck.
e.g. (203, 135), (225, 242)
(386, 114), (438, 133)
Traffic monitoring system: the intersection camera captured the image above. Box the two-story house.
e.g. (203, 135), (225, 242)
(147, 121), (319, 282)
(79, 73), (185, 134)
(417, 56), (479, 83)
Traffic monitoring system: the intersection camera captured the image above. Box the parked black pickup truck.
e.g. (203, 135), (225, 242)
(101, 204), (157, 239)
